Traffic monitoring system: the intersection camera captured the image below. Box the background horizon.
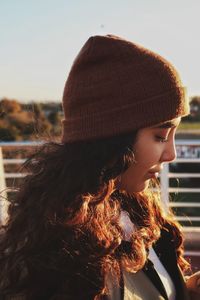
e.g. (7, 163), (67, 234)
(1, 0), (200, 102)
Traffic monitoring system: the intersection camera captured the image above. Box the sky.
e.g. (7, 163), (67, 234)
(0, 0), (200, 102)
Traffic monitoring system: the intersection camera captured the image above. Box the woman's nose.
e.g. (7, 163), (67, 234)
(161, 140), (177, 163)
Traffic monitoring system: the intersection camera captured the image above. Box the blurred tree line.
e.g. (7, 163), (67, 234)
(0, 98), (63, 141)
(0, 96), (200, 141)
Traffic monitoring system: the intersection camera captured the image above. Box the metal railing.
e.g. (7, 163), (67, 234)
(160, 140), (200, 229)
(0, 140), (200, 229)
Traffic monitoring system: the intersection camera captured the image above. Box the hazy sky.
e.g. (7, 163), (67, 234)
(1, 0), (200, 102)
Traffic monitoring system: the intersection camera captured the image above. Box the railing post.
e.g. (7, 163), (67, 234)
(0, 147), (8, 225)
(160, 163), (169, 212)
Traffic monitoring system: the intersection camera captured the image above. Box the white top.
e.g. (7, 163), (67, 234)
(149, 247), (176, 300)
(119, 211), (176, 300)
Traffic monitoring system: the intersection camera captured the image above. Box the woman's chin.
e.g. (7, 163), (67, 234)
(124, 179), (150, 194)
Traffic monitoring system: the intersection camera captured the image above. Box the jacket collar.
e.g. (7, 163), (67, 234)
(153, 226), (190, 300)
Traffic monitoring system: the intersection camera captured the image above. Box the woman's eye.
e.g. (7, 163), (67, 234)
(155, 136), (168, 143)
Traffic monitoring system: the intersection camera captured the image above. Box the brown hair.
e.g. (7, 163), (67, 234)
(0, 131), (189, 299)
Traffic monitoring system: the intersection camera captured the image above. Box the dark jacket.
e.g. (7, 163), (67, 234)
(107, 226), (190, 300)
(151, 226), (190, 300)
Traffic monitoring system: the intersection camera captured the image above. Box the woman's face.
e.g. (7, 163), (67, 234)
(119, 117), (181, 193)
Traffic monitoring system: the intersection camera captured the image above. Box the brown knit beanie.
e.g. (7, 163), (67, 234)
(61, 34), (189, 143)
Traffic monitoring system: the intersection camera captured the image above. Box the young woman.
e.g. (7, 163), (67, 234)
(0, 35), (199, 300)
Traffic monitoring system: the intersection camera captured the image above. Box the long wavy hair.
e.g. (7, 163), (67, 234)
(0, 130), (189, 299)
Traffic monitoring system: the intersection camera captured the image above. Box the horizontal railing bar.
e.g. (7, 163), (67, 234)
(168, 173), (200, 178)
(184, 251), (200, 256)
(175, 140), (200, 145)
(3, 159), (26, 164)
(0, 139), (200, 146)
(174, 158), (200, 163)
(0, 141), (43, 147)
(169, 188), (200, 193)
(175, 216), (200, 221)
(183, 227), (200, 232)
(5, 173), (27, 178)
(170, 202), (200, 207)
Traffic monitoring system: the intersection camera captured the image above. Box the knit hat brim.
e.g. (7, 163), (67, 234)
(62, 87), (189, 142)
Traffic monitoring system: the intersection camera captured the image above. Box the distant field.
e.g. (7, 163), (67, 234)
(179, 122), (200, 130)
